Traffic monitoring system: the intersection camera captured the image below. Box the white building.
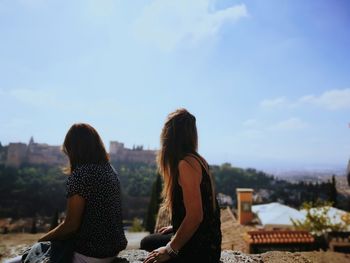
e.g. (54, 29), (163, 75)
(252, 202), (306, 229)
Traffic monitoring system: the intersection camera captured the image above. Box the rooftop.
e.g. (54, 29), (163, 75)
(245, 230), (314, 244)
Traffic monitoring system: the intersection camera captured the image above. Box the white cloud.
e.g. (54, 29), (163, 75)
(133, 0), (248, 51)
(260, 97), (288, 108)
(299, 88), (350, 110)
(270, 117), (308, 131)
(239, 117), (308, 138)
(261, 89), (350, 111)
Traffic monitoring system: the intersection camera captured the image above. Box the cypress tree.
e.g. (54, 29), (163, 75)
(347, 159), (350, 186)
(311, 182), (319, 203)
(145, 174), (162, 233)
(329, 175), (337, 207)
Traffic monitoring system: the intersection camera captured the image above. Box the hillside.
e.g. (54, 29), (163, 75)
(0, 162), (348, 222)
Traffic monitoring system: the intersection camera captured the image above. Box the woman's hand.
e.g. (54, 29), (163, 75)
(143, 247), (170, 263)
(157, 226), (173, 235)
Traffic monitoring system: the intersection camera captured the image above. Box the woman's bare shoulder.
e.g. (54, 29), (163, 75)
(179, 155), (201, 172)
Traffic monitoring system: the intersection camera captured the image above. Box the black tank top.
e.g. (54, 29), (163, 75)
(171, 153), (222, 262)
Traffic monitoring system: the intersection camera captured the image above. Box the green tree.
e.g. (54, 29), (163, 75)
(145, 174), (163, 233)
(292, 200), (347, 236)
(329, 175), (338, 207)
(347, 159), (350, 186)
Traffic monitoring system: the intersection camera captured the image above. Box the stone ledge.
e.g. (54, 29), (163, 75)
(116, 249), (350, 263)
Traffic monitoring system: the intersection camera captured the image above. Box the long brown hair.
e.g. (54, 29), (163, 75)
(62, 123), (109, 174)
(157, 108), (216, 211)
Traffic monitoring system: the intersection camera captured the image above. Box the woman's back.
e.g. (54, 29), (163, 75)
(172, 154), (222, 262)
(67, 163), (127, 258)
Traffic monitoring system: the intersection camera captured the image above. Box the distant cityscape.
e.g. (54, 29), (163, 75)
(0, 137), (157, 167)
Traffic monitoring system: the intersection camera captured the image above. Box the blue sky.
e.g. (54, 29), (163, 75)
(1, 0), (350, 170)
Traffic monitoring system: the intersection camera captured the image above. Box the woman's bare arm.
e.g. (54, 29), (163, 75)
(144, 157), (203, 263)
(169, 157), (203, 251)
(38, 194), (85, 241)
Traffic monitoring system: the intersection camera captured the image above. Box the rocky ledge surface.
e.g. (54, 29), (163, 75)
(116, 249), (350, 263)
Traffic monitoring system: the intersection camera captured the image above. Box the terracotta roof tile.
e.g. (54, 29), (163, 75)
(245, 230), (314, 244)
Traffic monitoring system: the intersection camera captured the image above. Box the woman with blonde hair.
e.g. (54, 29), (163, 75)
(144, 109), (221, 263)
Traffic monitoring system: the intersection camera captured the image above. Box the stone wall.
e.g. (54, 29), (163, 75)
(109, 141), (156, 164)
(6, 143), (27, 167)
(3, 139), (156, 167)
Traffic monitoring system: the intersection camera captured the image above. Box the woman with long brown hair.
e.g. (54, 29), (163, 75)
(144, 109), (222, 263)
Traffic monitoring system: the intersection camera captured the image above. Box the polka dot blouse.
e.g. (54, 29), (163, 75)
(66, 163), (127, 258)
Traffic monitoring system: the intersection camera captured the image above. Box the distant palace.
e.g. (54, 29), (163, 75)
(0, 137), (157, 167)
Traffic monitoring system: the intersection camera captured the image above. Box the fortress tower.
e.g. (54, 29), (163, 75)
(109, 141), (156, 164)
(6, 143), (27, 167)
(5, 137), (67, 167)
(110, 141), (125, 155)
